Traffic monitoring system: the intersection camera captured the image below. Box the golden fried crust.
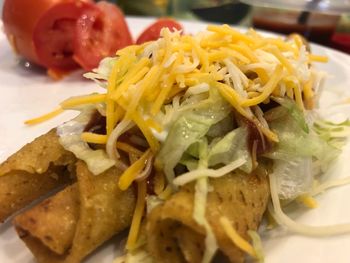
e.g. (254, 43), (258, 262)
(0, 129), (75, 175)
(147, 170), (270, 263)
(14, 184), (79, 255)
(0, 129), (76, 222)
(14, 161), (136, 263)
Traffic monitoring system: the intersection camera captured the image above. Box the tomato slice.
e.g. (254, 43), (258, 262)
(33, 1), (95, 70)
(2, 0), (92, 69)
(73, 1), (133, 71)
(136, 18), (183, 45)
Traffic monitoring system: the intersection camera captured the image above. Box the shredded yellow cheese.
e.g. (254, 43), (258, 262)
(81, 132), (107, 144)
(309, 54), (329, 63)
(291, 34), (304, 50)
(268, 47), (294, 74)
(220, 216), (257, 258)
(131, 112), (160, 153)
(126, 180), (147, 250)
(118, 149), (151, 191)
(60, 94), (106, 109)
(154, 172), (166, 195)
(111, 57), (150, 101)
(296, 194), (318, 209)
(116, 142), (143, 156)
(158, 184), (173, 200)
(241, 65), (284, 107)
(25, 107), (63, 125)
(303, 79), (314, 109)
(207, 24), (255, 45)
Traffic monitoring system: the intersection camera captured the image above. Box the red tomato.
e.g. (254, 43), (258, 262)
(2, 0), (94, 70)
(73, 1), (133, 71)
(136, 18), (183, 45)
(33, 1), (96, 70)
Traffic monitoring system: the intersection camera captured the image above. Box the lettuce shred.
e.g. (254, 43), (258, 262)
(156, 88), (231, 182)
(57, 106), (115, 175)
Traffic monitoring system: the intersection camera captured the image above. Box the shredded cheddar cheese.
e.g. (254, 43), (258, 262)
(26, 25), (327, 135)
(309, 54), (329, 63)
(219, 216), (257, 258)
(126, 180), (147, 250)
(60, 94), (106, 109)
(116, 142), (143, 156)
(241, 65), (283, 107)
(118, 149), (152, 191)
(296, 194), (318, 209)
(25, 107), (63, 125)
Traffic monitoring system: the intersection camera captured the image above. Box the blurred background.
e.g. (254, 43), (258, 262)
(1, 0), (349, 53)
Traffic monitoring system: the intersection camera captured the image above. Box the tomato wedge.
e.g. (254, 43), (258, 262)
(73, 1), (133, 71)
(2, 0), (94, 70)
(136, 18), (183, 45)
(33, 1), (96, 70)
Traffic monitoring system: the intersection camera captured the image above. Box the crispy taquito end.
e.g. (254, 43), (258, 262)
(14, 161), (136, 263)
(0, 129), (76, 222)
(146, 169), (270, 263)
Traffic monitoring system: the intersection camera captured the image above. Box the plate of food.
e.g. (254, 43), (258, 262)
(1, 1), (350, 263)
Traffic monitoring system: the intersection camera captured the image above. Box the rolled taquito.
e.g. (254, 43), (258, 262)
(0, 129), (76, 222)
(146, 169), (270, 263)
(14, 161), (136, 263)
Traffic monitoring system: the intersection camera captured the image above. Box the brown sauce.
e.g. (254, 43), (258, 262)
(83, 110), (106, 134)
(253, 10), (339, 45)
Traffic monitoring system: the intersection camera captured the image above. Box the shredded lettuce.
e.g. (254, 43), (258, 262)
(84, 57), (118, 87)
(268, 171), (350, 236)
(57, 106), (115, 175)
(207, 126), (252, 173)
(264, 99), (343, 199)
(206, 114), (235, 138)
(268, 110), (339, 164)
(193, 139), (218, 263)
(273, 97), (309, 133)
(156, 88), (231, 182)
(273, 157), (313, 200)
(313, 119), (350, 148)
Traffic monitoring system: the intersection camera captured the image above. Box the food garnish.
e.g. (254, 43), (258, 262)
(2, 0), (183, 77)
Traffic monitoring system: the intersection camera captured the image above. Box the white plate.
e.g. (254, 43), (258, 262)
(1, 17), (350, 263)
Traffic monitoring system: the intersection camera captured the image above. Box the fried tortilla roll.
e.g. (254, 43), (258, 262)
(14, 161), (136, 263)
(147, 169), (270, 263)
(0, 129), (76, 222)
